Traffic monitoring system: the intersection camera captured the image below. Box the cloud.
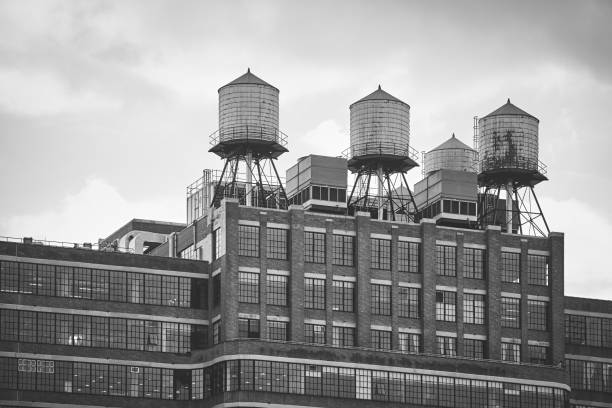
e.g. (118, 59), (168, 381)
(0, 177), (183, 244)
(544, 196), (612, 300)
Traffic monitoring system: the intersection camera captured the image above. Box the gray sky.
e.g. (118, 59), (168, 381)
(1, 0), (611, 299)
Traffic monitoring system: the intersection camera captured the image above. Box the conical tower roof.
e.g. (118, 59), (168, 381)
(350, 85), (409, 108)
(483, 98), (538, 121)
(431, 133), (474, 151)
(218, 68), (278, 92)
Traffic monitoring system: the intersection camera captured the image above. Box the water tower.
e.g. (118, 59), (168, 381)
(414, 134), (478, 227)
(346, 86), (420, 221)
(209, 69), (288, 208)
(477, 99), (549, 235)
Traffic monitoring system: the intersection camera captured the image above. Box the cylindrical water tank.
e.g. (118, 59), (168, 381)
(218, 69), (279, 143)
(478, 99), (539, 174)
(349, 86), (410, 159)
(424, 134), (477, 175)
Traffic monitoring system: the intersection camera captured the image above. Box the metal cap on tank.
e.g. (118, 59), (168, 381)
(217, 69), (280, 144)
(349, 85), (411, 162)
(478, 98), (540, 176)
(424, 133), (477, 175)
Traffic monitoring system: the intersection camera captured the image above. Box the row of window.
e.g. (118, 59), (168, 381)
(565, 313), (612, 349)
(237, 228), (549, 285)
(0, 357), (568, 406)
(419, 199), (478, 219)
(567, 359), (612, 393)
(288, 185), (348, 206)
(0, 308), (206, 353)
(0, 261), (207, 309)
(237, 275), (547, 330)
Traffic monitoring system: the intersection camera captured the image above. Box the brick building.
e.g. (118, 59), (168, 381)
(1, 71), (611, 408)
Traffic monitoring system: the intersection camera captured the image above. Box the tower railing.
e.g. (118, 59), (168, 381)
(480, 156), (547, 175)
(341, 141), (420, 162)
(209, 126), (288, 147)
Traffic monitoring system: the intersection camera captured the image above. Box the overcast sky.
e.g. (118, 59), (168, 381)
(1, 0), (611, 299)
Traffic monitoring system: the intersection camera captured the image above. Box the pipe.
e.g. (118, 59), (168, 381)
(506, 181), (513, 233)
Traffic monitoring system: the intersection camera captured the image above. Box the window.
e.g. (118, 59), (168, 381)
(371, 330), (391, 350)
(212, 320), (220, 345)
(528, 300), (549, 331)
(332, 235), (354, 266)
(0, 261), (19, 292)
(19, 263), (36, 294)
(371, 238), (391, 270)
(266, 274), (287, 306)
(238, 225), (259, 257)
(464, 248), (485, 279)
(398, 287), (420, 319)
(144, 275), (162, 305)
(162, 276), (179, 306)
(178, 245), (197, 260)
(398, 332), (421, 353)
(37, 264), (56, 296)
(332, 326), (355, 347)
(463, 293), (485, 325)
(436, 336), (457, 356)
(332, 280), (354, 312)
(501, 252), (520, 283)
(212, 274), (221, 307)
(304, 323), (326, 344)
(398, 241), (419, 273)
(565, 314), (612, 348)
(268, 320), (288, 341)
(126, 272), (144, 304)
(528, 344), (549, 364)
(73, 267), (92, 299)
(238, 272), (259, 304)
(0, 309), (18, 341)
(528, 255), (549, 286)
(238, 318), (260, 339)
(501, 297), (521, 328)
(435, 290), (456, 322)
(212, 227), (223, 260)
(371, 284), (391, 315)
(435, 245), (456, 276)
(304, 278), (325, 309)
(464, 338), (486, 359)
(267, 228), (288, 260)
(304, 232), (325, 263)
(501, 341), (521, 363)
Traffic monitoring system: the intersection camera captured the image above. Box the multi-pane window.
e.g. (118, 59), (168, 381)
(238, 272), (259, 304)
(435, 290), (456, 322)
(0, 261), (202, 309)
(268, 321), (288, 341)
(398, 241), (419, 273)
(501, 252), (520, 283)
(436, 336), (457, 356)
(0, 356), (571, 402)
(266, 274), (287, 306)
(266, 228), (288, 260)
(463, 293), (485, 325)
(371, 330), (391, 350)
(528, 300), (549, 331)
(238, 318), (260, 339)
(332, 280), (354, 312)
(398, 332), (421, 353)
(304, 232), (326, 263)
(435, 245), (456, 276)
(238, 225), (260, 257)
(565, 314), (612, 348)
(371, 284), (391, 315)
(528, 344), (549, 364)
(501, 297), (521, 328)
(0, 309), (205, 353)
(332, 235), (354, 266)
(332, 326), (355, 347)
(212, 321), (220, 345)
(371, 238), (391, 270)
(528, 255), (549, 286)
(464, 338), (486, 359)
(304, 323), (326, 344)
(398, 287), (420, 319)
(464, 248), (485, 279)
(501, 341), (521, 363)
(304, 278), (325, 309)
